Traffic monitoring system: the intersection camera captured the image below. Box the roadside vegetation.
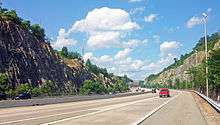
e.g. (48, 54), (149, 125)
(146, 31), (220, 100)
(188, 48), (220, 100)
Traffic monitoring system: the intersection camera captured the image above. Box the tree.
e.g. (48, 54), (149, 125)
(174, 58), (178, 63)
(207, 49), (220, 97)
(79, 80), (107, 95)
(30, 24), (45, 39)
(21, 20), (31, 30)
(15, 83), (32, 94)
(60, 47), (68, 58)
(0, 73), (9, 92)
(40, 80), (55, 96)
(3, 10), (22, 24)
(31, 87), (42, 97)
(68, 52), (82, 59)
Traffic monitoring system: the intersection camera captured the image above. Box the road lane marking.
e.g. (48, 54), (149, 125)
(0, 96), (158, 125)
(134, 92), (181, 125)
(0, 109), (97, 125)
(41, 96), (159, 125)
(0, 93), (155, 117)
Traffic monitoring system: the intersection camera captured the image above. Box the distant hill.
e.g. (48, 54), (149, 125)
(145, 31), (220, 84)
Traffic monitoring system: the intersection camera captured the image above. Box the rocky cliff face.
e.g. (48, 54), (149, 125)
(0, 20), (92, 93)
(145, 40), (220, 84)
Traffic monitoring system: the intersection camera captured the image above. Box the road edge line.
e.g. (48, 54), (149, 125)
(134, 92), (181, 125)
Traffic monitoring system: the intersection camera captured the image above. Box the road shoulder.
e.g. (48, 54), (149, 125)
(191, 92), (220, 125)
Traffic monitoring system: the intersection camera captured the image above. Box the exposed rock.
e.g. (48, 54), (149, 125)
(0, 20), (93, 93)
(146, 40), (220, 84)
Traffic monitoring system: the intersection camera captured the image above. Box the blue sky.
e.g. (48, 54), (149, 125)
(2, 0), (220, 80)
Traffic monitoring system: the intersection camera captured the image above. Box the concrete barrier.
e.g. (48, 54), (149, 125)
(0, 91), (151, 109)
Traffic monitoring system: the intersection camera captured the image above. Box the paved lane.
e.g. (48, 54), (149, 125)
(1, 91), (206, 125)
(140, 91), (207, 125)
(0, 92), (166, 125)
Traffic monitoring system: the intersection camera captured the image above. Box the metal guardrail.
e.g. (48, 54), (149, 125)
(194, 91), (220, 113)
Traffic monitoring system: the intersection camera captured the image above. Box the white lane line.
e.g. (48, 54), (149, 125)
(133, 92), (181, 125)
(41, 96), (159, 125)
(0, 109), (95, 125)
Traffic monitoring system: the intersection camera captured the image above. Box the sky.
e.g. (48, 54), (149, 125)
(2, 0), (220, 80)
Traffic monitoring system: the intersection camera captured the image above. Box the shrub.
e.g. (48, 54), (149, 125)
(21, 20), (31, 30)
(15, 83), (32, 94)
(80, 80), (107, 95)
(0, 73), (9, 92)
(30, 24), (45, 39)
(31, 87), (42, 97)
(2, 10), (22, 24)
(40, 80), (55, 96)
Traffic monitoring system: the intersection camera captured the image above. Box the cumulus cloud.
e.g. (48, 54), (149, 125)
(115, 48), (132, 60)
(87, 31), (121, 48)
(122, 39), (142, 48)
(130, 7), (145, 15)
(160, 41), (181, 56)
(144, 14), (158, 23)
(52, 28), (78, 49)
(186, 16), (203, 28)
(68, 7), (139, 49)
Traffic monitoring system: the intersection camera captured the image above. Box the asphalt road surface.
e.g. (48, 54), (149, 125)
(0, 91), (208, 125)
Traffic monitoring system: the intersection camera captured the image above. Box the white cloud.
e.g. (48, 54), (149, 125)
(128, 0), (145, 3)
(186, 16), (203, 28)
(130, 7), (145, 15)
(152, 35), (160, 43)
(115, 48), (132, 60)
(83, 52), (94, 61)
(69, 7), (139, 49)
(52, 28), (77, 49)
(122, 39), (141, 48)
(99, 55), (113, 63)
(144, 14), (158, 23)
(207, 8), (212, 13)
(160, 41), (181, 56)
(87, 31), (121, 48)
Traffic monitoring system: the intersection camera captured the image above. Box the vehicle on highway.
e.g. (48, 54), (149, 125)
(159, 88), (170, 97)
(0, 92), (7, 100)
(15, 93), (31, 100)
(151, 88), (156, 93)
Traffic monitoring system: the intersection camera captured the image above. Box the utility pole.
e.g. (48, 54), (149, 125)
(202, 13), (209, 97)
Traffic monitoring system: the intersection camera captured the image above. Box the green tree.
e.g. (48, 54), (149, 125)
(30, 24), (45, 39)
(79, 80), (107, 95)
(79, 80), (93, 95)
(208, 49), (220, 97)
(40, 80), (55, 96)
(15, 83), (32, 94)
(68, 52), (82, 59)
(21, 20), (31, 30)
(60, 47), (68, 58)
(3, 10), (22, 24)
(0, 73), (9, 92)
(31, 87), (42, 97)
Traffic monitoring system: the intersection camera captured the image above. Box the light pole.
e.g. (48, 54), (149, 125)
(202, 13), (209, 97)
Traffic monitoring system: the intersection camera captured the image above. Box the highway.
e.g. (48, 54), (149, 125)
(0, 91), (209, 125)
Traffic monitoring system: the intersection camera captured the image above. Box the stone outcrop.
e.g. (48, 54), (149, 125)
(0, 20), (92, 93)
(145, 40), (220, 84)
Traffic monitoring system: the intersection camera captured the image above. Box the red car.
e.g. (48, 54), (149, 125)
(159, 88), (170, 97)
